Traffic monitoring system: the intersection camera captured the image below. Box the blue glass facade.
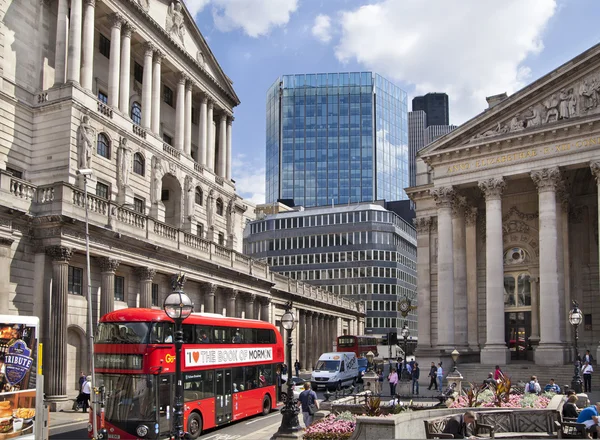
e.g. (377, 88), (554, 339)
(266, 72), (408, 207)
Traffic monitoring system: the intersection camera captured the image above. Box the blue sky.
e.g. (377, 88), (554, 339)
(184, 0), (600, 203)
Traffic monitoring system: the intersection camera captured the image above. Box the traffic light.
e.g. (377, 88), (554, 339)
(389, 331), (398, 345)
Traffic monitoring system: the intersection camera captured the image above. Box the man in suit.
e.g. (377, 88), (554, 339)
(442, 411), (476, 439)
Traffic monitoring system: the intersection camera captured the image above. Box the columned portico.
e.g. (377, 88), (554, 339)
(98, 257), (120, 317)
(218, 114), (227, 177)
(175, 73), (187, 152)
(53, 0), (69, 86)
(141, 42), (153, 129)
(414, 217), (432, 350)
(136, 267), (156, 308)
(184, 81), (193, 156)
(119, 24), (134, 114)
(479, 178), (509, 364)
(452, 195), (468, 349)
(151, 51), (163, 134)
(66, 0), (83, 84)
(107, 14), (123, 108)
(81, 0), (96, 90)
(199, 96), (208, 166)
(204, 283), (217, 313)
(465, 208), (479, 351)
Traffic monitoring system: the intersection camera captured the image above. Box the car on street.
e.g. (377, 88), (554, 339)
(280, 375), (305, 401)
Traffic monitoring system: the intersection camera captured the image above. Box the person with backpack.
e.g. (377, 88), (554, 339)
(525, 376), (541, 394)
(297, 382), (319, 427)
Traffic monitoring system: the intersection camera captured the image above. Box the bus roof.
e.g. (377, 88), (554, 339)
(101, 308), (277, 329)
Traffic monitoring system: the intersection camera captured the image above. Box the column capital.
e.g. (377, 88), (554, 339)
(259, 297), (271, 306)
(109, 12), (124, 29)
(144, 41), (155, 56)
(413, 216), (432, 234)
(246, 293), (256, 303)
(228, 289), (239, 300)
(531, 167), (561, 193)
(478, 177), (506, 200)
(97, 257), (120, 273)
(178, 72), (189, 85)
(185, 80), (193, 92)
(465, 207), (478, 226)
(227, 115), (234, 125)
(219, 113), (227, 122)
(135, 267), (157, 281)
(45, 245), (73, 262)
(122, 23), (136, 38)
(430, 186), (455, 208)
(84, 0), (96, 6)
(451, 194), (467, 218)
(153, 50), (165, 64)
(206, 283), (218, 295)
(590, 161), (600, 184)
(200, 94), (208, 104)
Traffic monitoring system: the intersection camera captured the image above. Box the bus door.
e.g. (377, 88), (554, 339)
(215, 369), (232, 425)
(156, 375), (172, 438)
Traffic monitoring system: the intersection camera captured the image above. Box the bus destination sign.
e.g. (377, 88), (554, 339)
(185, 347), (273, 367)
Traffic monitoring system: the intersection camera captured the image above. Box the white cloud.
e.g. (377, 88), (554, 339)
(334, 0), (557, 124)
(184, 0), (211, 17)
(311, 14), (332, 43)
(210, 0), (299, 37)
(232, 154), (266, 204)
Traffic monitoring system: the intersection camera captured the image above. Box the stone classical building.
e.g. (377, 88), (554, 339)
(0, 0), (363, 410)
(407, 43), (600, 366)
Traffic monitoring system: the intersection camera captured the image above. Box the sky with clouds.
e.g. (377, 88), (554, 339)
(185, 0), (600, 204)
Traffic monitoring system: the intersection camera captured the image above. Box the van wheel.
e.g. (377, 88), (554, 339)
(187, 412), (202, 440)
(336, 381), (342, 391)
(262, 395), (271, 416)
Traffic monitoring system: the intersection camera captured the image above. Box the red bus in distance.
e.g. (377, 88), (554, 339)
(336, 335), (378, 358)
(91, 308), (284, 440)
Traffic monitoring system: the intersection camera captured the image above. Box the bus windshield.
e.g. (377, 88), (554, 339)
(97, 373), (155, 422)
(315, 360), (340, 372)
(337, 337), (355, 347)
(96, 322), (151, 344)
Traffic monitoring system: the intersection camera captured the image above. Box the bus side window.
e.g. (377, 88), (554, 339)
(244, 328), (256, 344)
(204, 371), (214, 399)
(232, 367), (244, 392)
(196, 326), (211, 343)
(257, 329), (270, 344)
(182, 325), (194, 343)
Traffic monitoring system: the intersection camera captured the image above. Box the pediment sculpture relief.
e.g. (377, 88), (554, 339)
(166, 1), (186, 46)
(471, 70), (600, 142)
(135, 0), (150, 12)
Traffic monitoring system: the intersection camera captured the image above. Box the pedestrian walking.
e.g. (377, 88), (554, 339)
(78, 371), (86, 392)
(582, 361), (594, 392)
(412, 362), (420, 395)
(388, 368), (398, 396)
(80, 375), (92, 412)
(436, 363), (444, 391)
(294, 359), (301, 377)
(427, 362), (437, 390)
(297, 382), (319, 427)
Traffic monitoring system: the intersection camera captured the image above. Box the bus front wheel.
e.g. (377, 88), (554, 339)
(262, 395), (272, 416)
(187, 412), (202, 440)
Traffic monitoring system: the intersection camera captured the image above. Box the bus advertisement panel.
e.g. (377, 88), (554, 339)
(0, 315), (43, 440)
(92, 309), (284, 440)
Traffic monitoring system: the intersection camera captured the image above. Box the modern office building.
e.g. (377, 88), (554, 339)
(412, 92), (449, 126)
(244, 202), (418, 345)
(266, 72), (409, 208)
(424, 125), (457, 146)
(408, 111), (427, 187)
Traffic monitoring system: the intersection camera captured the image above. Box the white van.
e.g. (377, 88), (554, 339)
(311, 352), (359, 391)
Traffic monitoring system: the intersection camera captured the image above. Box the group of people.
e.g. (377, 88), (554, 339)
(385, 359), (421, 395)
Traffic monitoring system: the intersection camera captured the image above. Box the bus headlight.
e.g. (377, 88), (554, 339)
(87, 423), (93, 432)
(136, 424), (149, 437)
(97, 428), (109, 439)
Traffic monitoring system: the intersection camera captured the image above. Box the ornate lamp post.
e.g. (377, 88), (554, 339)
(163, 273), (194, 439)
(451, 349), (460, 373)
(366, 351), (375, 373)
(569, 301), (583, 393)
(274, 303), (301, 437)
(401, 324), (410, 381)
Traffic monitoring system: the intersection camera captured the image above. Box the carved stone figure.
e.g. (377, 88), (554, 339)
(166, 2), (185, 45)
(543, 94), (560, 124)
(185, 176), (195, 221)
(151, 156), (163, 204)
(509, 113), (524, 132)
(135, 0), (150, 11)
(196, 50), (205, 67)
(558, 89), (570, 119)
(568, 88), (577, 117)
(118, 137), (132, 189)
(77, 115), (95, 169)
(524, 106), (541, 127)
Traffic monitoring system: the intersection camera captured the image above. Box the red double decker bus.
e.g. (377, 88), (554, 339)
(336, 335), (378, 358)
(91, 308), (284, 439)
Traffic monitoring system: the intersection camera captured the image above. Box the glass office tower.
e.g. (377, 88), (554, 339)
(266, 72), (408, 208)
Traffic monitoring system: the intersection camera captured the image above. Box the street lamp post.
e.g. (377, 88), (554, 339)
(401, 324), (409, 381)
(451, 349), (460, 373)
(77, 168), (98, 439)
(163, 273), (194, 439)
(569, 301), (583, 393)
(274, 303), (301, 436)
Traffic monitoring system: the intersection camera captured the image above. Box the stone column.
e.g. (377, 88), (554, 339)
(184, 81), (193, 155)
(479, 178), (509, 364)
(66, 0), (82, 83)
(198, 95), (208, 166)
(206, 101), (214, 171)
(591, 161), (600, 360)
(226, 117), (233, 180)
(151, 51), (163, 134)
(555, 186), (567, 344)
(245, 294), (255, 320)
(217, 114), (227, 177)
(140, 42), (154, 129)
(98, 257), (120, 317)
(305, 311), (313, 370)
(107, 14), (123, 108)
(299, 311), (307, 371)
(430, 186), (455, 349)
(45, 246), (72, 407)
(54, 0), (69, 86)
(204, 283), (216, 313)
(135, 267), (156, 308)
(465, 207), (479, 350)
(530, 276), (540, 344)
(452, 196), (468, 349)
(414, 217), (432, 350)
(81, 0), (96, 90)
(226, 289), (238, 317)
(312, 313), (320, 362)
(561, 194), (572, 346)
(174, 73), (187, 151)
(531, 167), (563, 365)
(260, 297), (271, 322)
(119, 24), (133, 114)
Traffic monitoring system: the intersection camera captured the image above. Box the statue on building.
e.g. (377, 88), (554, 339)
(118, 137), (132, 189)
(77, 115), (95, 169)
(558, 89), (570, 119)
(524, 106), (542, 128)
(166, 2), (185, 45)
(196, 50), (205, 67)
(569, 88), (578, 117)
(227, 200), (235, 237)
(185, 176), (195, 221)
(135, 0), (150, 11)
(151, 156), (164, 204)
(509, 113), (524, 132)
(543, 94), (560, 124)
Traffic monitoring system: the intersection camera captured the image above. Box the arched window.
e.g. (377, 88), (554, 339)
(131, 102), (142, 126)
(97, 133), (110, 159)
(133, 153), (145, 176)
(216, 198), (224, 216)
(195, 187), (203, 205)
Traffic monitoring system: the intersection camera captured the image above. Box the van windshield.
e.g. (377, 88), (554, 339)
(357, 359), (368, 368)
(315, 360), (340, 372)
